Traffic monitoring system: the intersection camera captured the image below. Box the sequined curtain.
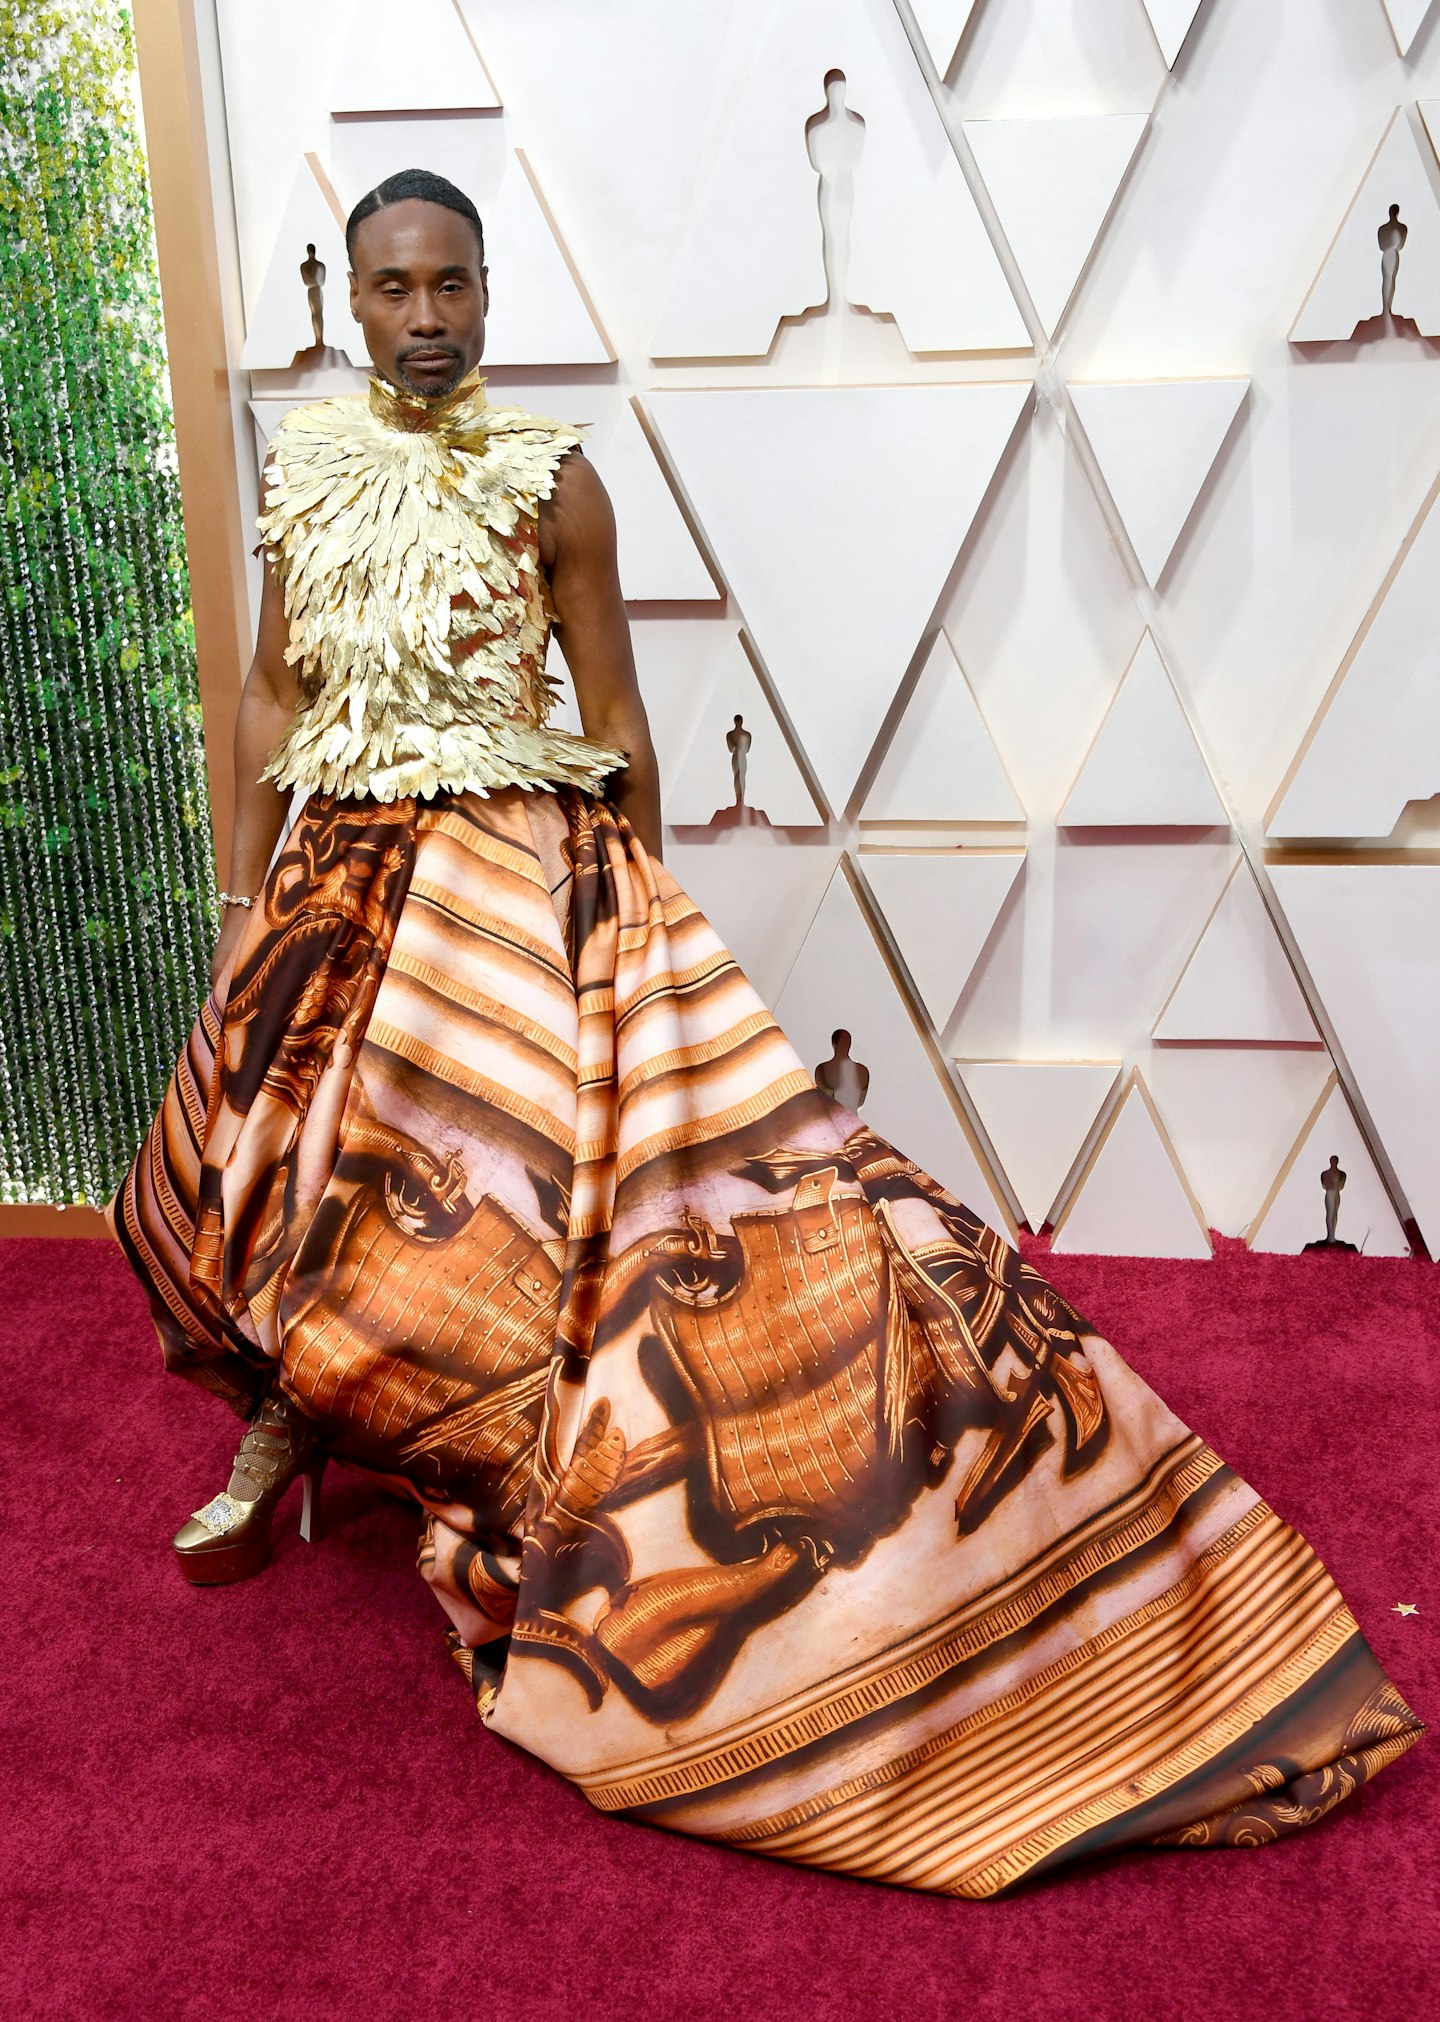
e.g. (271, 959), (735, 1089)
(0, 0), (216, 1204)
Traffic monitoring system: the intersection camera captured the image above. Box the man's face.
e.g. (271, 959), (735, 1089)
(348, 198), (488, 397)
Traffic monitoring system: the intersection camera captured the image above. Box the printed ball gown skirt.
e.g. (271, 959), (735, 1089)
(113, 784), (1423, 1897)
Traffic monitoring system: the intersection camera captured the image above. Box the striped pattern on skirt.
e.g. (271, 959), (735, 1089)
(112, 783), (1423, 1896)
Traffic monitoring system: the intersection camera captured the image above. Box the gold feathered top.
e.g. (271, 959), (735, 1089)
(255, 368), (631, 803)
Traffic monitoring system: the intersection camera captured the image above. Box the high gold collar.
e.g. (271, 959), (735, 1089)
(367, 365), (488, 436)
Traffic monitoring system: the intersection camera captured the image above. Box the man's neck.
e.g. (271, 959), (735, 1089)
(368, 365), (486, 433)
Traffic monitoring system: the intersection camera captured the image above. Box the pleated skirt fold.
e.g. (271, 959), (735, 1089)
(113, 784), (1423, 1896)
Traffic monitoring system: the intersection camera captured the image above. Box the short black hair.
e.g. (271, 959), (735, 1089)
(345, 168), (485, 267)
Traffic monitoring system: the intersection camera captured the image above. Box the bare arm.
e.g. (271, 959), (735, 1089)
(210, 462), (299, 985)
(539, 450), (662, 862)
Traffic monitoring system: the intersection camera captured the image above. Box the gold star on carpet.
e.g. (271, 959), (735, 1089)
(1392, 1602), (1419, 1617)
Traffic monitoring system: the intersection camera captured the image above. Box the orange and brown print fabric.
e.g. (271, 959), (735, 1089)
(113, 783), (1423, 1897)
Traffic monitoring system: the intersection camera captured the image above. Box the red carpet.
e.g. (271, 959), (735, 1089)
(2, 1234), (1433, 2022)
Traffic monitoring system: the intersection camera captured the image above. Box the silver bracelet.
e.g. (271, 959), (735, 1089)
(218, 891), (256, 910)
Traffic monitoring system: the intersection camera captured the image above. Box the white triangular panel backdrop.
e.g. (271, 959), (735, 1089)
(1052, 1079), (1212, 1258)
(964, 116), (1149, 337)
(959, 1061), (1120, 1230)
(1291, 110), (1440, 340)
(666, 635), (825, 828)
(1140, 0), (1210, 68)
(1155, 861), (1318, 1041)
(1059, 633), (1226, 827)
(1069, 378), (1248, 587)
(1147, 1048), (1333, 1237)
(1271, 473), (1440, 838)
(859, 851), (1024, 1032)
(861, 631), (1024, 824)
(647, 384), (1031, 815)
(1270, 865), (1440, 1252)
(210, 2), (1432, 1269)
(649, 0), (1027, 358)
(773, 862), (1014, 1236)
(1381, 0), (1436, 58)
(1248, 1078), (1410, 1257)
(240, 158), (353, 370)
(618, 620), (743, 791)
(329, 0), (500, 113)
(907, 0), (983, 78)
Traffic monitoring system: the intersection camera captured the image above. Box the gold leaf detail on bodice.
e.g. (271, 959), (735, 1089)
(255, 370), (630, 803)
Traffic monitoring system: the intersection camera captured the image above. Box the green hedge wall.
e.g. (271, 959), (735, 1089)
(0, 1), (216, 1205)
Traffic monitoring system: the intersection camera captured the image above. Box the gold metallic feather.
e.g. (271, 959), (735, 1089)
(255, 370), (631, 803)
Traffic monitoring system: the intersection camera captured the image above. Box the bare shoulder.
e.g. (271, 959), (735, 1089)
(538, 445), (616, 570)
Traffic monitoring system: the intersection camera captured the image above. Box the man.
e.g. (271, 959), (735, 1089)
(112, 170), (1420, 1899)
(128, 165), (668, 1576)
(211, 168), (661, 994)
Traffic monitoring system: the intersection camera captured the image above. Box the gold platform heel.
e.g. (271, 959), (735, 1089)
(172, 1389), (328, 1585)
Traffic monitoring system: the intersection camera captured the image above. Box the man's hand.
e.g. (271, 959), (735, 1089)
(210, 906), (251, 994)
